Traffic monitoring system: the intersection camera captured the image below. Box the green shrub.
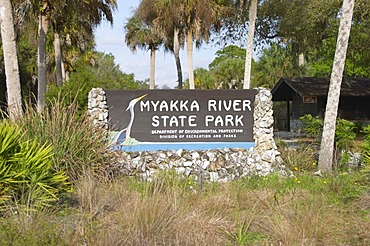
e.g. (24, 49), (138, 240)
(46, 53), (148, 115)
(279, 143), (318, 173)
(0, 215), (67, 245)
(15, 101), (112, 182)
(0, 121), (21, 205)
(0, 121), (69, 213)
(300, 115), (356, 150)
(46, 81), (88, 116)
(360, 125), (370, 181)
(299, 114), (323, 138)
(335, 118), (356, 151)
(361, 124), (370, 150)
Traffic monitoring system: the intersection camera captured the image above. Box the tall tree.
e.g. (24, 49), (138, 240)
(0, 0), (23, 119)
(253, 43), (307, 88)
(183, 0), (224, 89)
(52, 0), (116, 87)
(132, 0), (163, 89)
(243, 0), (257, 89)
(37, 0), (50, 111)
(257, 0), (342, 68)
(14, 0), (117, 110)
(125, 15), (162, 89)
(51, 0), (76, 87)
(318, 0), (355, 172)
(154, 0), (185, 89)
(209, 45), (246, 89)
(172, 28), (184, 89)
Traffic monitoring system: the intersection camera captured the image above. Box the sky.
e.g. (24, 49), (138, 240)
(94, 0), (222, 88)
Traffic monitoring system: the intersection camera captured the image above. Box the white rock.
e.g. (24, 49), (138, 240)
(201, 160), (210, 170)
(255, 163), (263, 171)
(176, 167), (185, 175)
(183, 161), (193, 167)
(185, 167), (192, 176)
(191, 152), (200, 159)
(209, 172), (219, 182)
(176, 149), (183, 157)
(206, 152), (217, 162)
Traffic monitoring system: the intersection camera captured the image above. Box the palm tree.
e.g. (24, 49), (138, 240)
(14, 0), (117, 110)
(171, 28), (184, 89)
(51, 0), (117, 86)
(51, 0), (77, 86)
(318, 0), (355, 172)
(0, 0), (23, 119)
(36, 0), (49, 111)
(183, 0), (210, 89)
(154, 0), (185, 89)
(252, 43), (300, 88)
(125, 4), (162, 90)
(182, 0), (230, 89)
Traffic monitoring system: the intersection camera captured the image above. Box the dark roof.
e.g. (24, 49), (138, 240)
(272, 77), (370, 101)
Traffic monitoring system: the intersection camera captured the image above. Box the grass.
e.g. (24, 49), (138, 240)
(13, 100), (112, 182)
(0, 170), (368, 245)
(1, 102), (369, 245)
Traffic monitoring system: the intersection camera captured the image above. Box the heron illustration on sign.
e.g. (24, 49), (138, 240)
(112, 93), (147, 145)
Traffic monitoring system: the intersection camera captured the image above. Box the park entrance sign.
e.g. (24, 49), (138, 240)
(105, 90), (257, 151)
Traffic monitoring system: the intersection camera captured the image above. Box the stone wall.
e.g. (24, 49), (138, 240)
(87, 88), (108, 129)
(250, 88), (284, 172)
(88, 88), (286, 182)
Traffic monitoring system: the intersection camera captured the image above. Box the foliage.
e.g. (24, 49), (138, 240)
(361, 125), (370, 159)
(360, 125), (370, 181)
(46, 52), (148, 115)
(208, 45), (246, 89)
(257, 0), (341, 56)
(308, 36), (370, 78)
(184, 45), (247, 89)
(186, 39), (334, 90)
(335, 118), (356, 151)
(192, 68), (216, 89)
(299, 114), (323, 138)
(299, 115), (356, 151)
(254, 0), (370, 80)
(0, 120), (69, 213)
(14, 101), (113, 182)
(208, 45), (246, 69)
(0, 213), (67, 245)
(253, 43), (310, 88)
(299, 115), (357, 170)
(210, 59), (245, 89)
(279, 143), (318, 173)
(125, 15), (162, 52)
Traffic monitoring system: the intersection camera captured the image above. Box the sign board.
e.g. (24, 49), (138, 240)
(303, 96), (317, 103)
(106, 90), (257, 151)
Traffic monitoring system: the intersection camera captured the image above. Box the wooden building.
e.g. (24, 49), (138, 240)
(271, 77), (370, 131)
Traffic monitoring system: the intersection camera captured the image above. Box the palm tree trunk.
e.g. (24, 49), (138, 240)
(318, 0), (354, 172)
(186, 31), (195, 89)
(37, 2), (49, 111)
(61, 60), (66, 81)
(150, 47), (156, 89)
(243, 0), (257, 89)
(298, 53), (305, 66)
(173, 28), (183, 89)
(0, 0), (22, 120)
(54, 30), (63, 87)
